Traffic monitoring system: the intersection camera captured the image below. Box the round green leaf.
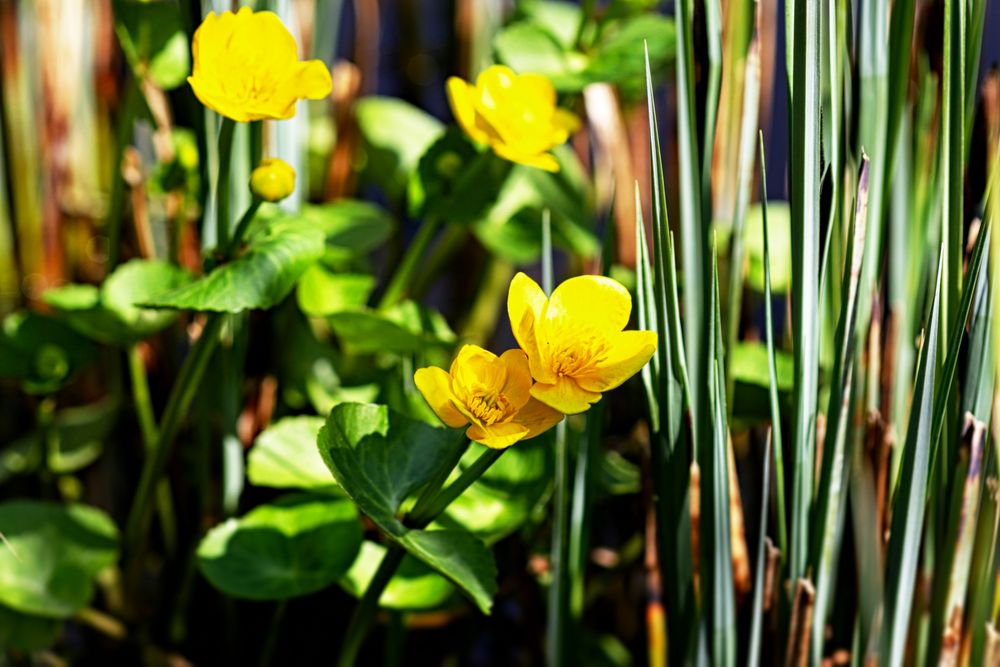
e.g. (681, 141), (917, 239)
(494, 22), (588, 92)
(0, 501), (118, 618)
(356, 97), (445, 197)
(197, 494), (362, 601)
(339, 541), (455, 610)
(246, 416), (339, 493)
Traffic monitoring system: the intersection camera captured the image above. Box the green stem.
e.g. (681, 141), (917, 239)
(546, 421), (570, 665)
(378, 218), (440, 309)
(127, 344), (177, 554)
(216, 117), (236, 249)
(407, 438), (470, 521)
(408, 225), (468, 299)
(337, 546), (406, 667)
(336, 446), (504, 666)
(124, 314), (225, 555)
(224, 199), (262, 258)
(410, 447), (504, 527)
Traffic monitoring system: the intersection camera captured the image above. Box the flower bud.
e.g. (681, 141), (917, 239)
(250, 158), (296, 202)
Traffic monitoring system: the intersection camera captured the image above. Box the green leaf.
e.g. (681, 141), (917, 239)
(356, 97), (445, 198)
(113, 0), (190, 89)
(743, 202), (792, 292)
(295, 201), (396, 262)
(327, 301), (456, 355)
(0, 604), (61, 651)
(585, 15), (676, 95)
(494, 22), (588, 91)
(197, 494), (362, 600)
(729, 342), (794, 392)
(435, 437), (552, 543)
(296, 267), (374, 316)
(45, 260), (192, 345)
(0, 501), (118, 618)
(247, 417), (339, 493)
(519, 1), (583, 47)
(0, 311), (97, 394)
(409, 130), (513, 223)
(144, 220), (325, 312)
(339, 540), (455, 610)
(318, 403), (497, 612)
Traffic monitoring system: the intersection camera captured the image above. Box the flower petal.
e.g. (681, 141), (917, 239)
(507, 273), (554, 383)
(413, 367), (468, 428)
(490, 143), (560, 172)
(530, 376), (601, 415)
(292, 59), (334, 100)
(499, 349), (532, 410)
(447, 77), (490, 145)
(575, 330), (658, 392)
(466, 421), (530, 449)
(545, 275), (632, 335)
(513, 398), (565, 440)
(450, 344), (505, 396)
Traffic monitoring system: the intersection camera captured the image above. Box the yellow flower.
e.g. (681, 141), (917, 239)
(188, 7), (332, 122)
(250, 158), (296, 201)
(507, 272), (657, 415)
(446, 65), (580, 173)
(414, 345), (564, 449)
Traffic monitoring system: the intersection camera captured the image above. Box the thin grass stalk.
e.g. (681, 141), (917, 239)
(879, 249), (945, 667)
(810, 158), (871, 662)
(787, 0), (822, 586)
(758, 133), (787, 561)
(747, 433), (771, 667)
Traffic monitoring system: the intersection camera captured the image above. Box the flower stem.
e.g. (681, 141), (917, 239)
(124, 314), (224, 556)
(336, 446), (505, 666)
(127, 344), (177, 555)
(215, 117), (236, 249)
(547, 421), (571, 665)
(378, 217), (440, 309)
(224, 199), (262, 257)
(336, 546), (406, 667)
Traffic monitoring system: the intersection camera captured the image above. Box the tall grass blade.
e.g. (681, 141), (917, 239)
(758, 132), (786, 559)
(747, 432), (771, 667)
(787, 0), (822, 584)
(879, 250), (945, 667)
(810, 157), (870, 662)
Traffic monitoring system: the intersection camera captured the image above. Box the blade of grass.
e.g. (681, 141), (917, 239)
(879, 249), (945, 667)
(703, 239), (735, 666)
(747, 432), (772, 667)
(758, 133), (787, 561)
(810, 157), (871, 662)
(788, 0), (822, 584)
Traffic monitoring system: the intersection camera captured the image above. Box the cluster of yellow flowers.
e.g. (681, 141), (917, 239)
(416, 274), (657, 449)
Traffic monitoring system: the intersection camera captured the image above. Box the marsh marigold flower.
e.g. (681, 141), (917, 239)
(508, 273), (656, 414)
(250, 158), (296, 201)
(414, 345), (563, 449)
(188, 7), (332, 122)
(446, 65), (580, 173)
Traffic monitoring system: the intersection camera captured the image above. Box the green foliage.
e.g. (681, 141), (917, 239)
(246, 416), (340, 493)
(339, 540), (455, 610)
(0, 311), (97, 394)
(113, 0), (190, 89)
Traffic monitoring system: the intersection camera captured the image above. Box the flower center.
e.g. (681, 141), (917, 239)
(552, 339), (608, 377)
(468, 392), (513, 425)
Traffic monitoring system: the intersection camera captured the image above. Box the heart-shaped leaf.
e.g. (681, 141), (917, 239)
(144, 220), (325, 312)
(318, 403), (497, 612)
(246, 417), (339, 493)
(0, 501), (118, 618)
(297, 267), (375, 316)
(197, 494), (362, 600)
(339, 540), (455, 610)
